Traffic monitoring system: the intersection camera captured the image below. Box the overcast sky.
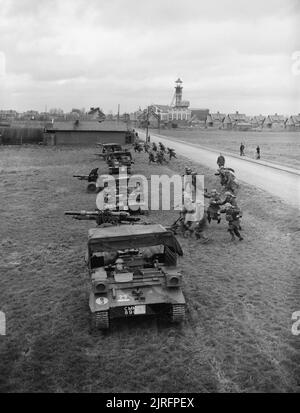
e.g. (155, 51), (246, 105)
(0, 0), (299, 115)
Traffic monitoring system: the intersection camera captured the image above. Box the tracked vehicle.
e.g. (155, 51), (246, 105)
(86, 224), (186, 329)
(95, 143), (123, 159)
(106, 151), (134, 175)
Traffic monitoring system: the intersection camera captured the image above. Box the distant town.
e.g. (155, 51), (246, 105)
(0, 79), (299, 145)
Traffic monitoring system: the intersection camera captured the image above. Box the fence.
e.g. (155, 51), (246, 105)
(0, 127), (44, 145)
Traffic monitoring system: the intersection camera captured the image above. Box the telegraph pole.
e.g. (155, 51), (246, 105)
(146, 106), (150, 142)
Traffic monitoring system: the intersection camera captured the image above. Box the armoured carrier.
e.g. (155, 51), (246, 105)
(86, 224), (186, 329)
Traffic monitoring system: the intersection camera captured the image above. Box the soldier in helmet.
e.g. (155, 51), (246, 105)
(183, 166), (197, 189)
(217, 153), (225, 168)
(167, 147), (177, 160)
(218, 167), (239, 194)
(220, 203), (243, 241)
(205, 189), (222, 223)
(159, 142), (166, 153)
(148, 150), (155, 164)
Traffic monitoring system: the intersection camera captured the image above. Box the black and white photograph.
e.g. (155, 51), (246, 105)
(0, 0), (299, 398)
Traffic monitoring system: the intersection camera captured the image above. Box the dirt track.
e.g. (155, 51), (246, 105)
(138, 130), (300, 209)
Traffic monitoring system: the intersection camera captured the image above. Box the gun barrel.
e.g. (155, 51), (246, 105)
(73, 175), (89, 180)
(65, 210), (98, 216)
(73, 216), (97, 221)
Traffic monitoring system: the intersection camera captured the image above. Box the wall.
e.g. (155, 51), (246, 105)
(51, 130), (129, 145)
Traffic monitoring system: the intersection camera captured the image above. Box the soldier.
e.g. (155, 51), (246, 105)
(205, 189), (222, 223)
(217, 153), (225, 168)
(218, 191), (238, 207)
(220, 203), (243, 241)
(159, 142), (166, 153)
(218, 167), (239, 194)
(183, 167), (197, 190)
(167, 147), (177, 160)
(148, 151), (155, 164)
(152, 142), (158, 152)
(240, 142), (245, 156)
(156, 150), (168, 165)
(144, 141), (150, 153)
(256, 145), (261, 159)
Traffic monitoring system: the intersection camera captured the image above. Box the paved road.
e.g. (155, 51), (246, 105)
(137, 130), (300, 209)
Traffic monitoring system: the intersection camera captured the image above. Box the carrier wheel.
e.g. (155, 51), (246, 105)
(170, 304), (185, 323)
(93, 311), (109, 330)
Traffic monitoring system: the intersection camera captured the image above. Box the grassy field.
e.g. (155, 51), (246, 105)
(158, 129), (300, 169)
(0, 145), (299, 393)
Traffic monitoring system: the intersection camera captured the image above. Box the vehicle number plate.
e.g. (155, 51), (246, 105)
(124, 305), (146, 316)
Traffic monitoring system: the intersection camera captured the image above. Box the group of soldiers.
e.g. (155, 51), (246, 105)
(134, 140), (177, 165)
(206, 154), (243, 241)
(173, 159), (244, 242)
(134, 136), (244, 242)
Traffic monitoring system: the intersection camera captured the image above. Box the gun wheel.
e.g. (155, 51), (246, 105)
(93, 311), (109, 330)
(170, 304), (185, 323)
(87, 183), (97, 193)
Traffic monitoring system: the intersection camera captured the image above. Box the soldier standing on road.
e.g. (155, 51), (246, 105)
(217, 153), (225, 168)
(256, 145), (261, 159)
(220, 203), (244, 241)
(240, 142), (245, 156)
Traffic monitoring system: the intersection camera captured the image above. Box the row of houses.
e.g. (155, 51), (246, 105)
(206, 112), (300, 131)
(130, 105), (300, 131)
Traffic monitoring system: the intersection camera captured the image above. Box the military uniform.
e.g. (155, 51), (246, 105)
(148, 151), (155, 164)
(159, 142), (166, 153)
(221, 203), (243, 241)
(168, 148), (177, 160)
(205, 190), (221, 223)
(219, 191), (238, 207)
(218, 168), (239, 194)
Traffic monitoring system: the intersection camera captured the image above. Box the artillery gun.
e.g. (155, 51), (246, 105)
(84, 224), (186, 329)
(65, 210), (140, 226)
(73, 167), (100, 193)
